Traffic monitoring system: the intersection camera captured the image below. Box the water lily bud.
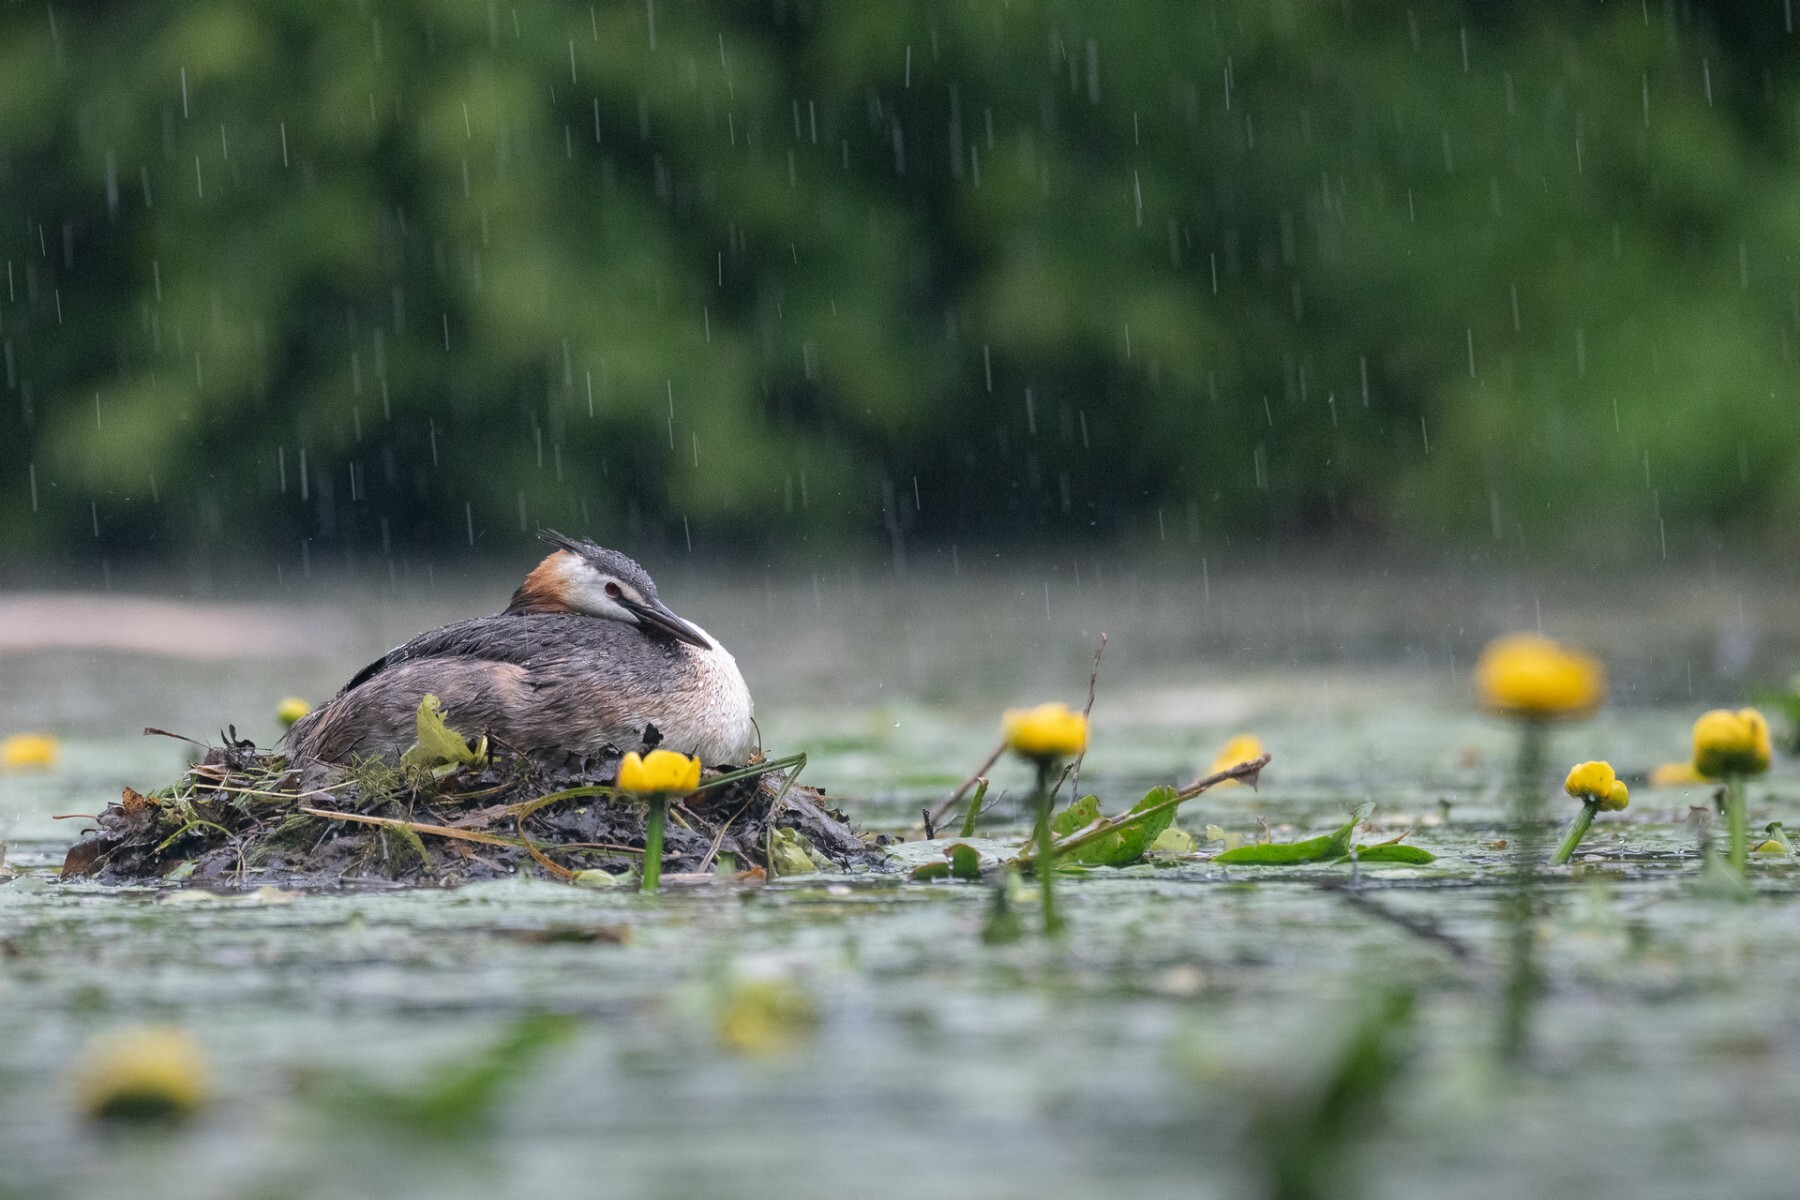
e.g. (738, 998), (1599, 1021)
(73, 1026), (208, 1121)
(1563, 760), (1618, 803)
(615, 748), (701, 796)
(1474, 634), (1604, 721)
(276, 697), (311, 727)
(1001, 703), (1089, 763)
(1692, 708), (1772, 778)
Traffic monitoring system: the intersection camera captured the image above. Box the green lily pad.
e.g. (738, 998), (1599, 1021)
(1052, 787), (1179, 867)
(1146, 827), (1197, 858)
(946, 843), (982, 879)
(1340, 844), (1437, 864)
(1050, 795), (1103, 838)
(1214, 803), (1373, 866)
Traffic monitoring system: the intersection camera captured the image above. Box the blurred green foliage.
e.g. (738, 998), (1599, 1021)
(2, 1), (1796, 562)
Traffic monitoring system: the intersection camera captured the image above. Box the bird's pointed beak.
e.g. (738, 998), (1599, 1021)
(623, 598), (710, 649)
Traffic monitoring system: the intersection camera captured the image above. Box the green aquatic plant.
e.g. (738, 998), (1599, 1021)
(1753, 822), (1792, 856)
(1692, 708), (1772, 876)
(311, 1014), (576, 1138)
(957, 779), (990, 839)
(1210, 804), (1432, 867)
(1049, 787), (1178, 867)
(1550, 761), (1630, 867)
(1214, 806), (1365, 865)
(1474, 633), (1605, 1066)
(615, 749), (702, 893)
(1246, 985), (1416, 1200)
(1001, 702), (1090, 935)
(398, 694), (488, 775)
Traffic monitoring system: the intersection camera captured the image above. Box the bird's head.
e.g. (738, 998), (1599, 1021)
(505, 531), (710, 649)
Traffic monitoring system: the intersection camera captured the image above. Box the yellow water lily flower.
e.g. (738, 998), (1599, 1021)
(1649, 761), (1703, 788)
(0, 733), (59, 771)
(1001, 702), (1089, 763)
(275, 697), (311, 727)
(1474, 634), (1604, 720)
(616, 748), (701, 796)
(73, 1026), (208, 1121)
(1564, 761), (1628, 810)
(1692, 708), (1772, 779)
(1208, 733), (1265, 787)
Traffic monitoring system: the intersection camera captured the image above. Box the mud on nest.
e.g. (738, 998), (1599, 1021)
(62, 733), (878, 888)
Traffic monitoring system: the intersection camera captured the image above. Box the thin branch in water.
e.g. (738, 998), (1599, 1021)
(928, 738), (1008, 829)
(1328, 884), (1476, 963)
(1016, 754), (1271, 867)
(1069, 631), (1107, 798)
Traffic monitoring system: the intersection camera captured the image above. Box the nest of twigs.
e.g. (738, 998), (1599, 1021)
(61, 731), (875, 888)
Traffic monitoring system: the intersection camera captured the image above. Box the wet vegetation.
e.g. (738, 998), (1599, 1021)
(59, 731), (868, 888)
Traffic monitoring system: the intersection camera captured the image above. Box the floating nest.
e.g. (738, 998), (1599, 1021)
(62, 732), (877, 889)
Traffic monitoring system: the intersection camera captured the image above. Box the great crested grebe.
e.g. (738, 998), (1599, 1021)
(285, 532), (756, 766)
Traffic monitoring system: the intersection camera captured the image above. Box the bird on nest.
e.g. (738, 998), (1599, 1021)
(285, 531), (756, 767)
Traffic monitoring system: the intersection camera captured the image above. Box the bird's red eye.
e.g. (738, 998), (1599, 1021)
(604, 582), (622, 598)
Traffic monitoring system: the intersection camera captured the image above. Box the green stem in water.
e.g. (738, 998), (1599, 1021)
(1500, 720), (1547, 1066)
(1727, 774), (1748, 875)
(1031, 761), (1064, 936)
(1550, 800), (1599, 866)
(641, 795), (667, 894)
(958, 778), (990, 840)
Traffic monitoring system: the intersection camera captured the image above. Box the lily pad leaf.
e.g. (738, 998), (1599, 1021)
(946, 843), (982, 879)
(1343, 844), (1437, 864)
(1059, 786), (1180, 867)
(1050, 795), (1102, 838)
(1214, 803), (1374, 866)
(909, 862), (951, 882)
(1146, 827), (1196, 858)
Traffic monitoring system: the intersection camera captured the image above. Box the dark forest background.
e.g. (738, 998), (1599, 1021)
(4, 0), (1798, 567)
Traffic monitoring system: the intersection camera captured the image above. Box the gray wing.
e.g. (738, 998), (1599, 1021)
(339, 615), (576, 695)
(288, 614), (691, 763)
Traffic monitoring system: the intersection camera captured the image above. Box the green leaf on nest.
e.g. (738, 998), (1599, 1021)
(399, 694), (488, 773)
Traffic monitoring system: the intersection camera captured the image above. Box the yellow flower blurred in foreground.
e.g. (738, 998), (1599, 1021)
(1002, 702), (1089, 762)
(1208, 734), (1265, 788)
(0, 733), (59, 771)
(1474, 634), (1604, 720)
(616, 748), (702, 796)
(73, 1025), (208, 1121)
(1564, 761), (1629, 811)
(715, 978), (818, 1057)
(275, 697), (311, 727)
(1692, 708), (1772, 779)
(1649, 761), (1704, 788)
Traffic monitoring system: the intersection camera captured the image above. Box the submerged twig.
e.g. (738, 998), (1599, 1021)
(1327, 884), (1475, 962)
